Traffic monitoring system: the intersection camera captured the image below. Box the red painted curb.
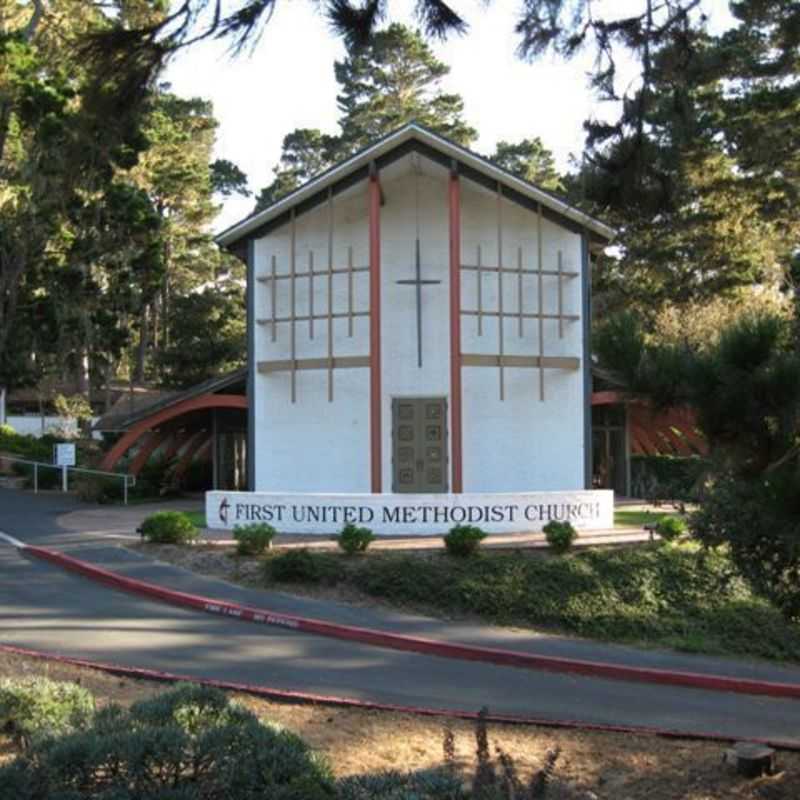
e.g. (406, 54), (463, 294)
(23, 544), (800, 701)
(3, 642), (799, 752)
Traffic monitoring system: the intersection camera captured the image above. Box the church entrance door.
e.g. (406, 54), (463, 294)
(392, 397), (448, 493)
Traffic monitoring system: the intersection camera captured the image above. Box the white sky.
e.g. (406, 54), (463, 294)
(164, 0), (735, 232)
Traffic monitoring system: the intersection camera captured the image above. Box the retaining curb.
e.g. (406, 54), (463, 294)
(3, 642), (799, 752)
(22, 544), (800, 700)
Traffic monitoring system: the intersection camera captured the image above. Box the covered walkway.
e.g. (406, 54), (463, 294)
(94, 370), (247, 491)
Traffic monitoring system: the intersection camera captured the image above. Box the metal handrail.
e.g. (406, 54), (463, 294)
(0, 455), (136, 504)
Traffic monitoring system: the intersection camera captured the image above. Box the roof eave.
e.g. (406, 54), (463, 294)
(216, 123), (616, 249)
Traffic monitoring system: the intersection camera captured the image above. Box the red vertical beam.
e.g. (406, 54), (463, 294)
(449, 166), (463, 493)
(369, 164), (382, 493)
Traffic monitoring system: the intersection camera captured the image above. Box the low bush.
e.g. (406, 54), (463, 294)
(73, 475), (123, 504)
(140, 510), (198, 544)
(337, 523), (375, 555)
(0, 683), (335, 800)
(655, 515), (687, 542)
(234, 522), (276, 555)
(543, 520), (576, 554)
(443, 525), (486, 557)
(0, 678), (94, 747)
(267, 548), (340, 584)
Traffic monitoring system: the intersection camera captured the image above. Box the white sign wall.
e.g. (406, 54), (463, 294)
(206, 490), (614, 536)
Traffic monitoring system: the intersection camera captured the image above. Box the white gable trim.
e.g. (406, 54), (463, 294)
(216, 124), (616, 248)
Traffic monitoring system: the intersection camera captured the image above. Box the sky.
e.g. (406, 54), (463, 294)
(163, 0), (735, 233)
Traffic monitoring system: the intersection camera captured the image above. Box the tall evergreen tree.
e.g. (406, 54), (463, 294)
(335, 23), (475, 151)
(255, 23), (476, 210)
(489, 138), (562, 191)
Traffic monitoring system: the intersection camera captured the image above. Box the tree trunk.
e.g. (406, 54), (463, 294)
(135, 304), (149, 383)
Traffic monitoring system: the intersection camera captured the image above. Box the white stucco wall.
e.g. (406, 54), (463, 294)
(252, 154), (586, 493)
(459, 180), (585, 491)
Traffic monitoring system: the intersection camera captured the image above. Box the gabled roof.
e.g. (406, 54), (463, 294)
(216, 122), (616, 251)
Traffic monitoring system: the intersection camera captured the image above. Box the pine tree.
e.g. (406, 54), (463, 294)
(255, 23), (476, 210)
(490, 138), (562, 191)
(335, 23), (476, 151)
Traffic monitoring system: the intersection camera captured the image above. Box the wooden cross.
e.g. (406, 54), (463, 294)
(396, 238), (441, 368)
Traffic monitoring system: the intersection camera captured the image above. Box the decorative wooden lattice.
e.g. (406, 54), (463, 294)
(255, 190), (370, 402)
(460, 189), (581, 401)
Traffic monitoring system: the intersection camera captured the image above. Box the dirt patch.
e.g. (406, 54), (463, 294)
(1, 651), (798, 798)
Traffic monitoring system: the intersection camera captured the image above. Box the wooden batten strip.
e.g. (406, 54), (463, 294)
(558, 249), (564, 340)
(258, 356), (370, 373)
(462, 354), (580, 370)
(257, 266), (370, 281)
(256, 267), (368, 283)
(327, 188), (334, 402)
(460, 265), (578, 278)
(348, 245), (354, 337)
(461, 311), (579, 322)
(537, 202), (545, 402)
(257, 311), (370, 325)
(308, 250), (315, 340)
(290, 208), (297, 403)
(270, 254), (277, 342)
(517, 246), (523, 337)
(497, 186), (504, 401)
(477, 244), (483, 336)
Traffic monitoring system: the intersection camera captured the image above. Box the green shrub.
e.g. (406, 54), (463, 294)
(443, 525), (486, 557)
(140, 510), (198, 544)
(234, 522), (276, 555)
(0, 678), (95, 747)
(655, 515), (687, 542)
(0, 683), (335, 800)
(691, 473), (800, 621)
(337, 523), (375, 555)
(0, 426), (51, 461)
(630, 454), (707, 501)
(73, 475), (123, 504)
(267, 548), (339, 584)
(543, 520), (577, 554)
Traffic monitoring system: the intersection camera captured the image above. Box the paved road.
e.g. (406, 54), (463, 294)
(2, 488), (800, 743)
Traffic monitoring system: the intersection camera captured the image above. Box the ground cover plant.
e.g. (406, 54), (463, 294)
(140, 510), (198, 544)
(260, 542), (800, 661)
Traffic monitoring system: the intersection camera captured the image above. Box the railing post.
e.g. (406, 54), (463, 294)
(33, 463), (38, 493)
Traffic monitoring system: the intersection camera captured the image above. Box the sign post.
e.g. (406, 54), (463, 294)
(53, 443), (76, 494)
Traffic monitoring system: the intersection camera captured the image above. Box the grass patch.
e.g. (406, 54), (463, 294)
(614, 509), (678, 528)
(264, 543), (800, 662)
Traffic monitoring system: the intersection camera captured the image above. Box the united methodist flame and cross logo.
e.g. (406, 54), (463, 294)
(219, 497), (231, 524)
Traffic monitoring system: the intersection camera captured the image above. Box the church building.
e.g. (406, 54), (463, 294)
(213, 123), (615, 531)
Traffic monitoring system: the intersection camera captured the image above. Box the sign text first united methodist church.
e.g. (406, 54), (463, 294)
(206, 491), (614, 536)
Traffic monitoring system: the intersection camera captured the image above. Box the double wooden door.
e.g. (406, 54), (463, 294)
(392, 397), (448, 493)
